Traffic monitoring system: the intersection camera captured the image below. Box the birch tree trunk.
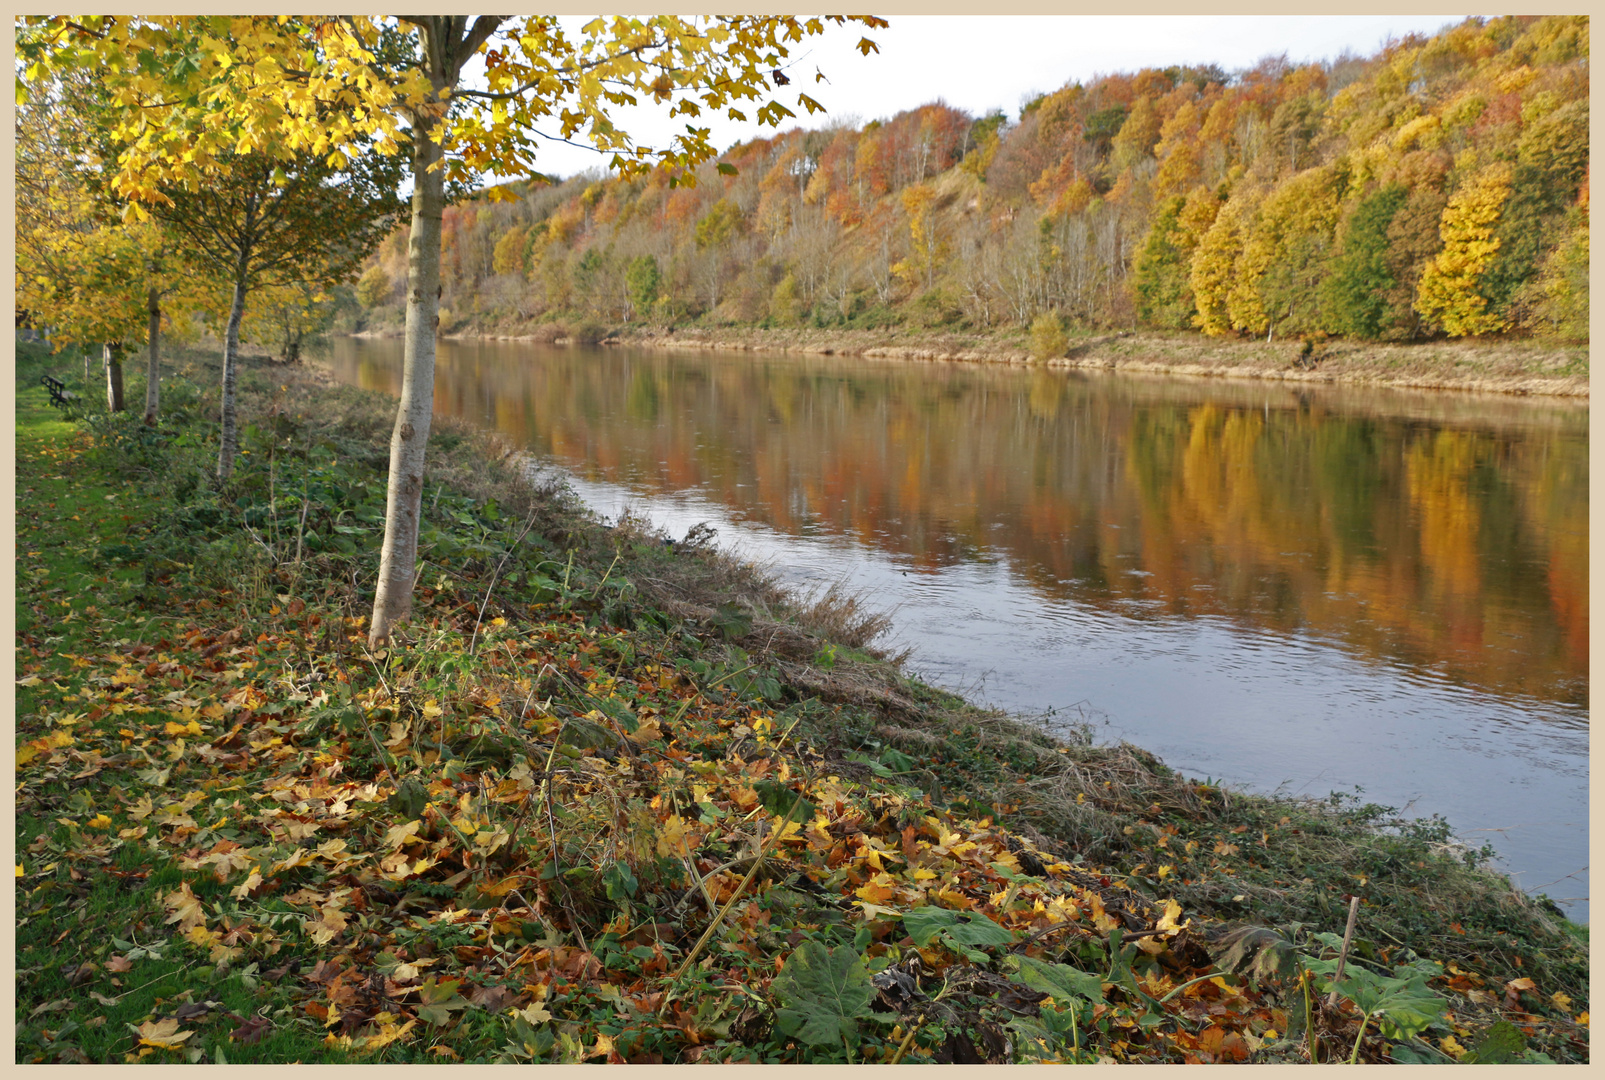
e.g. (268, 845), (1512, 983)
(368, 16), (507, 649)
(103, 343), (125, 412)
(143, 284), (161, 425)
(368, 105), (445, 648)
(216, 254), (249, 480)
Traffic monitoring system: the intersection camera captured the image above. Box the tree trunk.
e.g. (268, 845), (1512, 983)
(217, 254), (250, 480)
(103, 343), (126, 412)
(369, 113), (445, 648)
(368, 15), (505, 649)
(143, 285), (161, 425)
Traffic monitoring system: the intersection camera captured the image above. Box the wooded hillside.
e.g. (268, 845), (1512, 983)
(355, 16), (1588, 345)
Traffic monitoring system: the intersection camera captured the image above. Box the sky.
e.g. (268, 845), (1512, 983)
(520, 14), (1470, 180)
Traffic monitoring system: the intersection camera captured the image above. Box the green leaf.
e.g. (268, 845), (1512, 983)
(771, 940), (875, 1047)
(416, 977), (469, 1026)
(1007, 955), (1107, 1004)
(902, 906), (1014, 950)
(709, 601), (752, 640)
(1318, 961), (1447, 1043)
(387, 777), (429, 819)
(1463, 1020), (1525, 1064)
(754, 780), (815, 822)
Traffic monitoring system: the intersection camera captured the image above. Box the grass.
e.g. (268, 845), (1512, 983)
(14, 338), (1588, 1064)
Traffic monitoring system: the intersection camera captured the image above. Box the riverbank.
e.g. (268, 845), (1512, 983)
(15, 341), (1588, 1063)
(361, 322), (1593, 400)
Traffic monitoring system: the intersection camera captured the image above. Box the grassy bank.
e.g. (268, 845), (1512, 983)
(408, 320), (1590, 399)
(15, 341), (1588, 1064)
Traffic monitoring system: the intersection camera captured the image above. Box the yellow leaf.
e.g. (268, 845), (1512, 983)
(163, 882), (207, 932)
(1155, 898), (1189, 934)
(231, 868), (262, 899)
(185, 924), (221, 948)
(87, 814), (113, 829)
(137, 1017), (195, 1049)
(383, 819), (423, 849)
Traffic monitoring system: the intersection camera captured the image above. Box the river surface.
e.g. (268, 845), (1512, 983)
(320, 337), (1589, 921)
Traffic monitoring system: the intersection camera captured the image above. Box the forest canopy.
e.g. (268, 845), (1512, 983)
(357, 16), (1586, 344)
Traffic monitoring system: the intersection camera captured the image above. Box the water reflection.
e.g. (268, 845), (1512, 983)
(326, 338), (1587, 711)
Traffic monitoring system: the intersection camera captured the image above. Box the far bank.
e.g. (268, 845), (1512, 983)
(350, 324), (1590, 400)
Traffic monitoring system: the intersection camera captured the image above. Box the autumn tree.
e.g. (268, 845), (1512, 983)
(356, 266), (394, 310)
(150, 149), (407, 478)
(14, 68), (199, 421)
(22, 14), (885, 646)
(1416, 161), (1514, 336)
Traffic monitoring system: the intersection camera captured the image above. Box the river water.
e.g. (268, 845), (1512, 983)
(320, 337), (1589, 921)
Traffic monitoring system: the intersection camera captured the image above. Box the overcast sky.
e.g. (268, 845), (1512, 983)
(519, 15), (1469, 180)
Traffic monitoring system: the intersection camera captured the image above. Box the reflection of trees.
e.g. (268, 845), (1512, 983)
(326, 340), (1587, 705)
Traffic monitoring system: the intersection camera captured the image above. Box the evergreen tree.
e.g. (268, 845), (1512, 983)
(1133, 195), (1193, 329)
(1323, 184), (1408, 338)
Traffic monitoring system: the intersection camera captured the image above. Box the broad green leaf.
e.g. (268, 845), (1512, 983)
(1321, 961), (1447, 1042)
(1463, 1020), (1525, 1064)
(903, 906), (1014, 949)
(1007, 955), (1107, 1004)
(771, 940), (875, 1047)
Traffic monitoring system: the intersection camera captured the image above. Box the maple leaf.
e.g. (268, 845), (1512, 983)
(416, 977), (470, 1026)
(134, 1017), (195, 1050)
(230, 868), (263, 899)
(163, 882), (207, 932)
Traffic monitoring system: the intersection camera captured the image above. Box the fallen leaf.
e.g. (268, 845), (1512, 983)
(136, 1017), (195, 1050)
(232, 1015), (273, 1045)
(467, 983), (521, 1012)
(1505, 977), (1538, 1009)
(163, 882), (207, 932)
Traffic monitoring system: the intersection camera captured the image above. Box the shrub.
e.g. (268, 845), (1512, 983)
(1029, 311), (1068, 360)
(569, 319), (609, 344)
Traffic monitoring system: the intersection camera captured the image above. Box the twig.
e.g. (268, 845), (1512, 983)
(658, 786), (808, 1015)
(1325, 895), (1362, 1009)
(889, 1011), (926, 1064)
(538, 721), (588, 956)
(469, 508), (540, 656)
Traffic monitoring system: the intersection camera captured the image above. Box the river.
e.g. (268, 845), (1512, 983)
(319, 336), (1589, 921)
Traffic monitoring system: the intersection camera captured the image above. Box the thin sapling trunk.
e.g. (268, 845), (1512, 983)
(143, 284), (161, 425)
(369, 116), (445, 648)
(103, 342), (125, 412)
(217, 253), (250, 480)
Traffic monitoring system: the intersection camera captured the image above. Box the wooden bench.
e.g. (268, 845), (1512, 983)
(41, 374), (79, 410)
